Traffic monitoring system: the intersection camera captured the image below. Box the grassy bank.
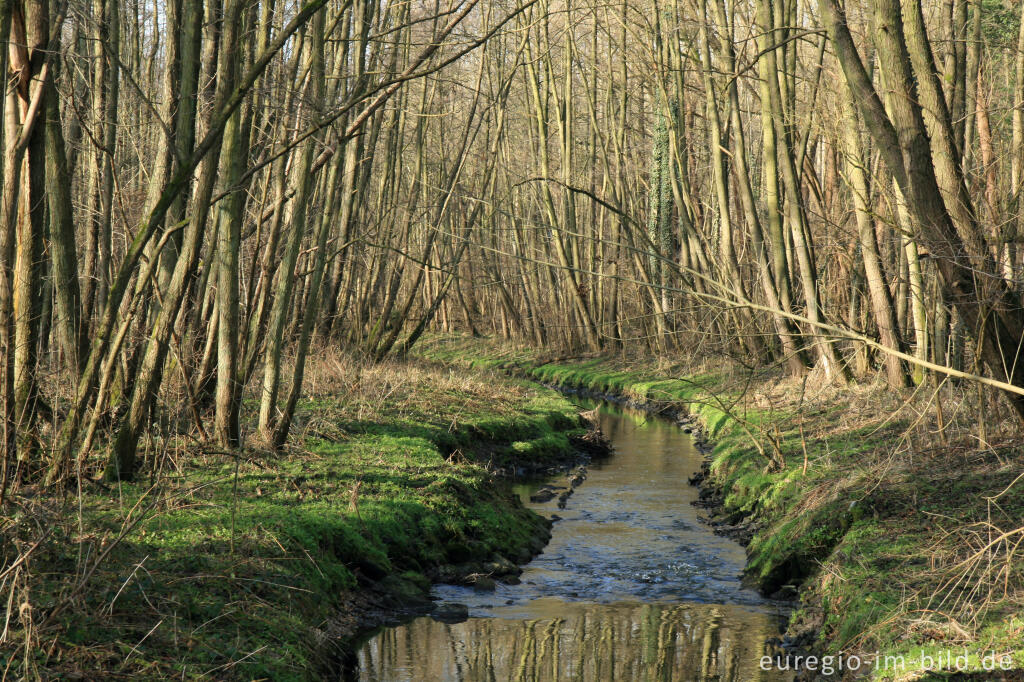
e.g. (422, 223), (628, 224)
(1, 352), (591, 679)
(418, 335), (1024, 680)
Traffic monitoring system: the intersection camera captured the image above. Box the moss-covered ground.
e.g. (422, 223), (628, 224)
(1, 352), (589, 679)
(418, 334), (1024, 680)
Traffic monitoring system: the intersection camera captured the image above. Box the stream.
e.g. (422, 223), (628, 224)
(348, 398), (793, 681)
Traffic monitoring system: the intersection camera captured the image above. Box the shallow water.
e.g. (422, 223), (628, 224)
(351, 400), (793, 681)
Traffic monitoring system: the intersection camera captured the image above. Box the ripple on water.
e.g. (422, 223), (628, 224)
(350, 399), (793, 681)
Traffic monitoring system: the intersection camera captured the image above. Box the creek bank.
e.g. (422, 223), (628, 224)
(332, 406), (614, 673)
(12, 357), (616, 681)
(509, 371), (782, 591)
(417, 335), (1024, 679)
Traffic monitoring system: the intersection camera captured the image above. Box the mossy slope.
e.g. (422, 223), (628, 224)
(418, 334), (1024, 680)
(3, 357), (588, 680)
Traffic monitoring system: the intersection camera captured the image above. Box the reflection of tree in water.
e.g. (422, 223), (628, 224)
(593, 405), (685, 477)
(354, 602), (788, 681)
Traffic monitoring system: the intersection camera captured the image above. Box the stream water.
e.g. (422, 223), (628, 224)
(349, 399), (793, 681)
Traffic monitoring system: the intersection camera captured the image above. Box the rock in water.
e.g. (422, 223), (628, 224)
(471, 576), (496, 591)
(531, 485), (571, 503)
(530, 486), (558, 503)
(568, 466), (587, 488)
(431, 603), (469, 623)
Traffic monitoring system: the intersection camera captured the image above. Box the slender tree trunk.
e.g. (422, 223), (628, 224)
(840, 86), (909, 388)
(11, 0), (49, 459)
(213, 1), (250, 448)
(0, 0), (16, 486)
(44, 36), (83, 374)
(761, 0), (846, 382)
(271, 9), (327, 448)
(698, 0), (764, 359)
(257, 33), (319, 441)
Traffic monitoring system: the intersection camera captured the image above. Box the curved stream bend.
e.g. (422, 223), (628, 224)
(350, 399), (793, 681)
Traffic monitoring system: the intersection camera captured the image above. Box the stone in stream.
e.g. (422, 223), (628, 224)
(531, 464), (588, 504)
(471, 576), (497, 592)
(482, 555), (519, 577)
(530, 485), (570, 503)
(431, 603), (469, 623)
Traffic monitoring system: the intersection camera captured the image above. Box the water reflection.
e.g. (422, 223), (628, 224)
(350, 399), (792, 681)
(354, 600), (788, 681)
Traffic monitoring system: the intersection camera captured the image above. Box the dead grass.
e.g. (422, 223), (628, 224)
(0, 347), (585, 679)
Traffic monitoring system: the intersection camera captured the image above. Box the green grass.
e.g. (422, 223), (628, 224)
(418, 333), (1024, 679)
(2, 355), (589, 680)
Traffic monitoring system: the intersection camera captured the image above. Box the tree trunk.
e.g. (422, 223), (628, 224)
(839, 85), (909, 389)
(822, 0), (1024, 421)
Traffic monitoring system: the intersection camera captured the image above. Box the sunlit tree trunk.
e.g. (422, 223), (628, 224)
(44, 32), (83, 374)
(10, 0), (49, 460)
(823, 0), (1024, 420)
(839, 86), (909, 389)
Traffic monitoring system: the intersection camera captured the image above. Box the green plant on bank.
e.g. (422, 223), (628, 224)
(416, 333), (1024, 680)
(0, 355), (587, 679)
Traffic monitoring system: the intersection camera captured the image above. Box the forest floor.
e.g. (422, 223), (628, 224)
(417, 334), (1024, 681)
(0, 350), (599, 680)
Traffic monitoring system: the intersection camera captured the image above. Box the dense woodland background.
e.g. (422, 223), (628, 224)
(3, 0), (1024, 488)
